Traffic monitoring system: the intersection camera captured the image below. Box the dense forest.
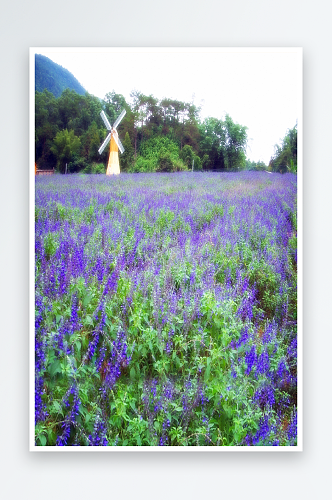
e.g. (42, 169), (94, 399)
(35, 88), (297, 174)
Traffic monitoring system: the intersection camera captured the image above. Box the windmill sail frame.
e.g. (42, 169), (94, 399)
(99, 108), (126, 174)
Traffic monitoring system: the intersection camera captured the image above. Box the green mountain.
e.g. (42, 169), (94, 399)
(35, 54), (86, 97)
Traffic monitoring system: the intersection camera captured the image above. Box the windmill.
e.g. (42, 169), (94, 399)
(98, 109), (126, 175)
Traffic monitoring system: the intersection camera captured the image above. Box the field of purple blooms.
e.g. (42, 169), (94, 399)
(35, 171), (297, 447)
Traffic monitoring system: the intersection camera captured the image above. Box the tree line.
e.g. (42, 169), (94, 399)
(35, 88), (296, 174)
(269, 124), (297, 173)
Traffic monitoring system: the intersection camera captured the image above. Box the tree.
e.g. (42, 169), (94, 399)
(245, 159), (267, 171)
(199, 118), (226, 170)
(121, 132), (134, 171)
(179, 144), (201, 170)
(201, 154), (211, 170)
(51, 129), (81, 173)
(223, 114), (248, 170)
(104, 91), (127, 125)
(179, 144), (195, 168)
(35, 85), (251, 175)
(81, 121), (101, 162)
(57, 89), (85, 131)
(133, 136), (187, 173)
(35, 90), (60, 168)
(269, 124), (297, 173)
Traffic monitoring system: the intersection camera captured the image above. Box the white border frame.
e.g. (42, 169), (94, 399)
(29, 47), (303, 452)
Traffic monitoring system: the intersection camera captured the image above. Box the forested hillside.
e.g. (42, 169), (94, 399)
(35, 54), (86, 98)
(35, 88), (251, 173)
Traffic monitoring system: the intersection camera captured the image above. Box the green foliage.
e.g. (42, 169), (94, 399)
(35, 90), (60, 169)
(82, 162), (105, 174)
(131, 156), (156, 173)
(51, 129), (81, 173)
(67, 153), (88, 173)
(247, 260), (281, 318)
(35, 54), (86, 98)
(157, 152), (174, 172)
(35, 174), (297, 447)
(121, 132), (134, 171)
(180, 144), (195, 167)
(104, 91), (128, 125)
(201, 154), (211, 170)
(132, 136), (187, 173)
(245, 159), (268, 171)
(269, 124), (297, 173)
(199, 115), (247, 171)
(34, 83), (255, 175)
(35, 88), (103, 170)
(43, 232), (58, 260)
(82, 121), (102, 162)
(194, 202), (224, 230)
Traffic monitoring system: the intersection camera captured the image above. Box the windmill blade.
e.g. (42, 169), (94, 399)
(112, 109), (126, 130)
(112, 132), (125, 154)
(100, 110), (112, 131)
(98, 133), (112, 155)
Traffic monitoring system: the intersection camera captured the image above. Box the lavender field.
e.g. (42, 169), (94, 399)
(34, 171), (297, 447)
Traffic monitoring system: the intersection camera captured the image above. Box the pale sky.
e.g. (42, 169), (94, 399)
(33, 48), (302, 165)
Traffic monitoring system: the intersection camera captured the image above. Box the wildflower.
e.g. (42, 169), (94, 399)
(245, 345), (257, 374)
(257, 350), (270, 375)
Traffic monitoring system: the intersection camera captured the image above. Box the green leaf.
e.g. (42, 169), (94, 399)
(84, 315), (93, 326)
(49, 360), (62, 377)
(130, 367), (136, 380)
(47, 429), (56, 445)
(39, 435), (46, 446)
(83, 293), (92, 307)
(154, 421), (161, 431)
(129, 400), (136, 411)
(52, 400), (62, 413)
(204, 364), (211, 382)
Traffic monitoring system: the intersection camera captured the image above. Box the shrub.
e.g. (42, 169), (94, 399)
(131, 156), (156, 173)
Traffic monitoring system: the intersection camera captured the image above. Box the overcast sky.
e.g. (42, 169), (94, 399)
(33, 48), (302, 165)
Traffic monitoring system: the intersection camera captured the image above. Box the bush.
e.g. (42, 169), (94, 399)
(131, 156), (156, 173)
(193, 154), (202, 171)
(82, 162), (106, 174)
(173, 158), (188, 172)
(67, 154), (88, 173)
(136, 136), (188, 173)
(157, 152), (174, 172)
(179, 144), (194, 167)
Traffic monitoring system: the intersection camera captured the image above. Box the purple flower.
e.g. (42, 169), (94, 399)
(88, 414), (108, 446)
(254, 383), (275, 409)
(252, 415), (270, 445)
(237, 326), (249, 348)
(245, 345), (257, 374)
(287, 411), (297, 441)
(257, 350), (270, 375)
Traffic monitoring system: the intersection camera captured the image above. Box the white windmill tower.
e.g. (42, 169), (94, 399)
(98, 109), (126, 175)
